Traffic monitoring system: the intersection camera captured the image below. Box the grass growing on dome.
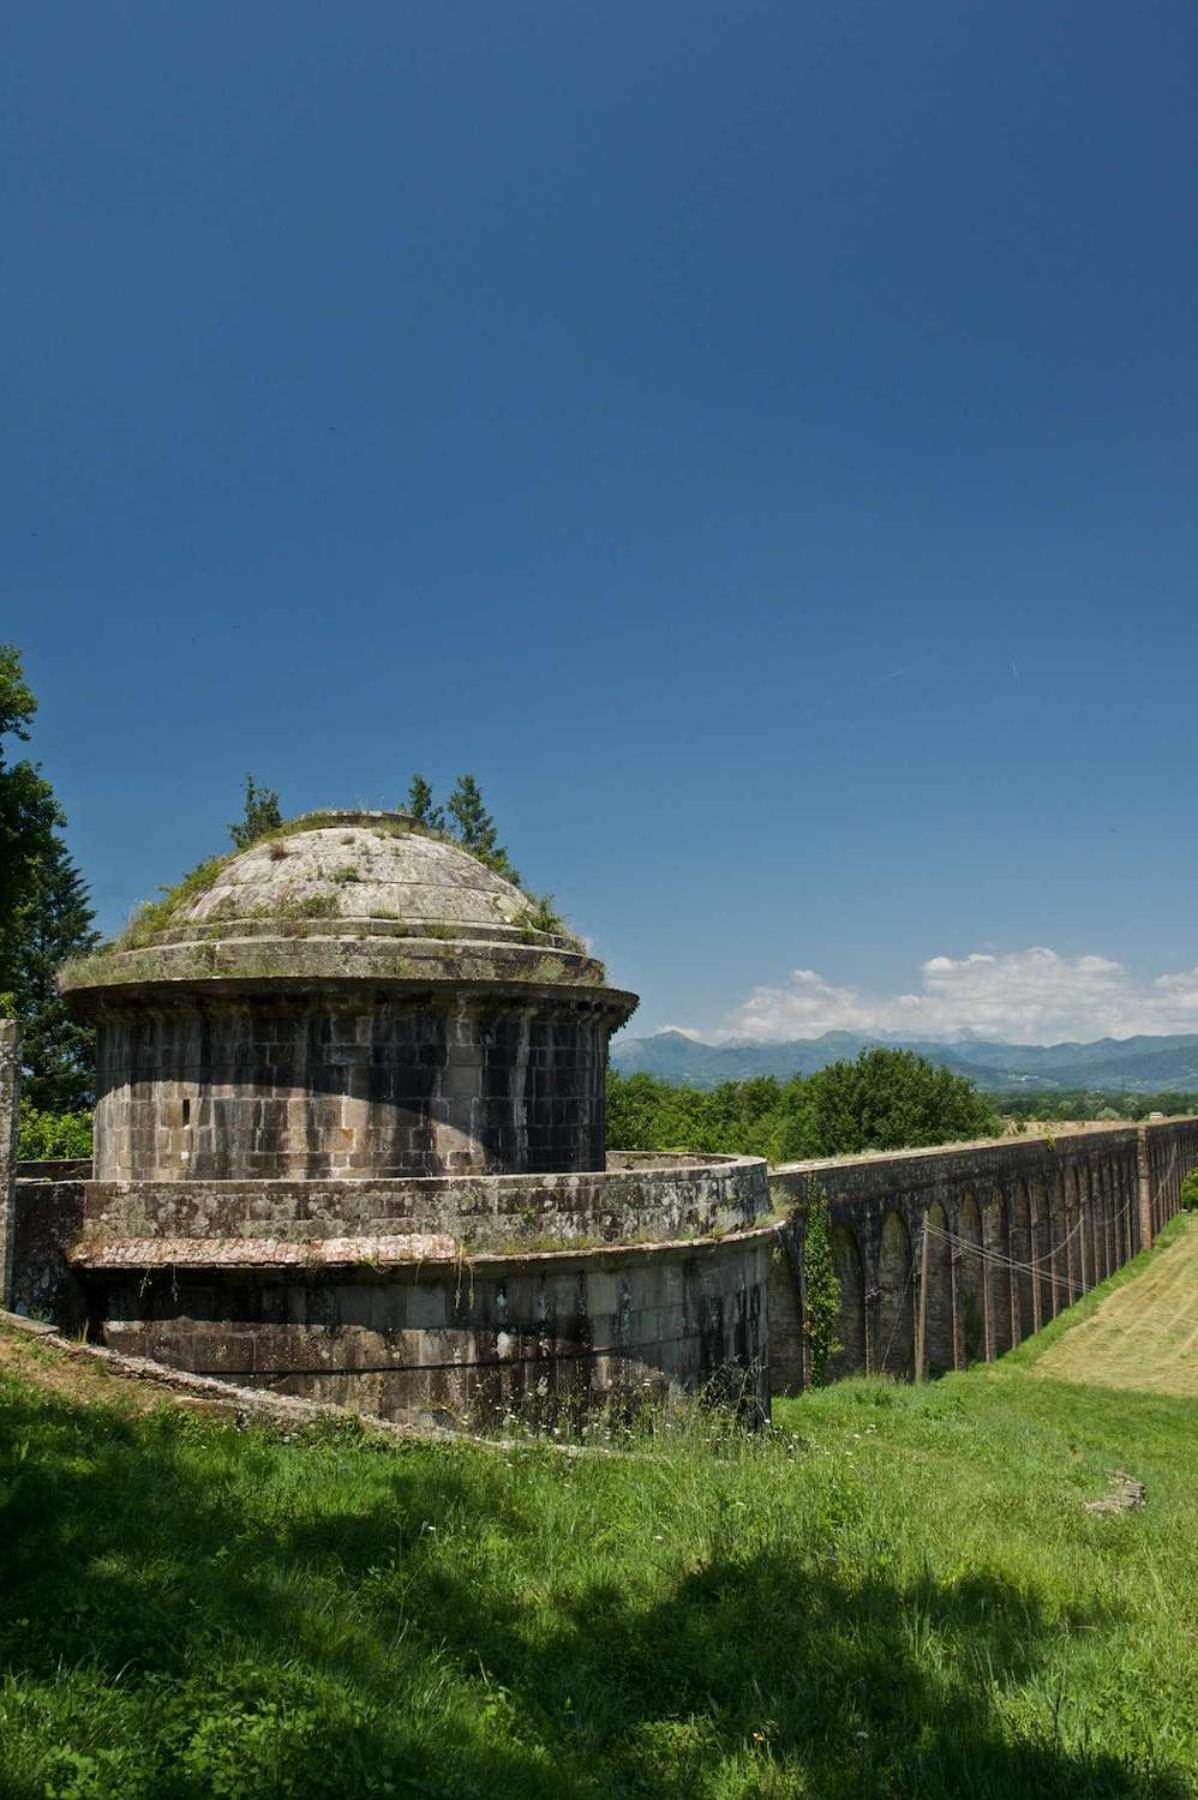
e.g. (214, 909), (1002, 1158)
(512, 893), (587, 954)
(61, 817), (510, 966)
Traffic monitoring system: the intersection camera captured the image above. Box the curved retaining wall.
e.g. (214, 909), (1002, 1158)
(78, 1232), (773, 1424)
(74, 1150), (766, 1253)
(767, 1117), (1198, 1392)
(8, 1148), (772, 1425)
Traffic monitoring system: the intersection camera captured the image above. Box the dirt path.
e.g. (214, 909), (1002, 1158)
(1036, 1218), (1198, 1398)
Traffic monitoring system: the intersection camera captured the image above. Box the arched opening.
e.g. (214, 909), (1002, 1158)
(922, 1201), (955, 1375)
(829, 1225), (866, 1380)
(983, 1191), (1011, 1356)
(1031, 1176), (1054, 1323)
(1100, 1162), (1116, 1280)
(1077, 1167), (1096, 1291)
(956, 1195), (985, 1365)
(876, 1210), (914, 1379)
(1112, 1160), (1126, 1267)
(1122, 1159), (1135, 1257)
(1011, 1182), (1034, 1341)
(1064, 1165), (1083, 1301)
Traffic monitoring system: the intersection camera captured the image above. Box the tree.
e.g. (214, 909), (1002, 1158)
(0, 644), (60, 997)
(802, 1048), (1000, 1157)
(0, 644), (100, 1112)
(9, 834), (100, 1112)
(445, 774), (520, 883)
(606, 1052), (999, 1163)
(229, 774), (283, 849)
(406, 773), (444, 831)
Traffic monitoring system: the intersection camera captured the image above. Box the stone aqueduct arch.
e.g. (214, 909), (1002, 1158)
(772, 1120), (1198, 1393)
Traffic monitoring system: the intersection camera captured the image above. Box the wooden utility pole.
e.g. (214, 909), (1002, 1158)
(914, 1222), (930, 1382)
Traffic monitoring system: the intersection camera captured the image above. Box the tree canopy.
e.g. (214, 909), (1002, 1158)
(404, 772), (520, 883)
(607, 1048), (1002, 1164)
(0, 645), (99, 1112)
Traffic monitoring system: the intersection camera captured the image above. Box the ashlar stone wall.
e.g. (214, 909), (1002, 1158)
(93, 993), (619, 1182)
(767, 1117), (1198, 1393)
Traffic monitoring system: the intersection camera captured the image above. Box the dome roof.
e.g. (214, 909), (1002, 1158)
(61, 811), (636, 1020)
(183, 813), (532, 934)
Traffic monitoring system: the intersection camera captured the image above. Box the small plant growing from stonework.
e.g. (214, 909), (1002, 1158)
(512, 893), (585, 952)
(289, 893), (337, 919)
(803, 1186), (842, 1387)
(332, 865), (361, 883)
(515, 893), (565, 936)
(228, 773), (283, 849)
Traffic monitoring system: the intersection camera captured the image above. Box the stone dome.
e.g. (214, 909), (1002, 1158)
(62, 810), (633, 1009)
(183, 812), (544, 936)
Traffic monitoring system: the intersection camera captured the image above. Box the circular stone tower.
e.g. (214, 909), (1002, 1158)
(56, 811), (771, 1427)
(63, 811), (637, 1183)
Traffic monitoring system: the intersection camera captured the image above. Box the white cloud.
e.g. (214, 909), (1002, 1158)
(716, 947), (1198, 1046)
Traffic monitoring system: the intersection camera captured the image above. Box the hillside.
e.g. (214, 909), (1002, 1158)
(4, 1226), (1198, 1796)
(613, 1028), (1198, 1092)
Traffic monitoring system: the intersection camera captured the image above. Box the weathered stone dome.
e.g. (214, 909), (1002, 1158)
(62, 810), (629, 1003)
(185, 811), (534, 933)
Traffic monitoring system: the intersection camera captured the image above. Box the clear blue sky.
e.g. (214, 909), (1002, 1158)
(5, 1), (1197, 1044)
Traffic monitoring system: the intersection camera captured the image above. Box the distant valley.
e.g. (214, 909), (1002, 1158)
(611, 1029), (1198, 1093)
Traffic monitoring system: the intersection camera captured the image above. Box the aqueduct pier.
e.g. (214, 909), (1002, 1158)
(767, 1116), (1198, 1392)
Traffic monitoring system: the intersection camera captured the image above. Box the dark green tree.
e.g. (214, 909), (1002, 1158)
(607, 1051), (998, 1163)
(406, 773), (445, 831)
(9, 834), (100, 1112)
(802, 1048), (999, 1156)
(229, 774), (283, 849)
(0, 644), (100, 1112)
(445, 774), (520, 882)
(0, 644), (60, 997)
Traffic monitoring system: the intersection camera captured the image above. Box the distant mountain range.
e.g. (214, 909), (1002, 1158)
(610, 1030), (1198, 1093)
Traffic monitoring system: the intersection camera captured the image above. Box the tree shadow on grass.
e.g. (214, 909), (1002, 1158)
(0, 1385), (1188, 1799)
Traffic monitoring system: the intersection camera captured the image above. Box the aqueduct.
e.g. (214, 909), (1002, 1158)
(766, 1118), (1198, 1391)
(1, 807), (1196, 1418)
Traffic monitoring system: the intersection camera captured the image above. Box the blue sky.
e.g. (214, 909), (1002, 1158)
(4, 1), (1198, 1044)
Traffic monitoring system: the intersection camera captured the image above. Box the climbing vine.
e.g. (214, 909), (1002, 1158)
(804, 1185), (842, 1387)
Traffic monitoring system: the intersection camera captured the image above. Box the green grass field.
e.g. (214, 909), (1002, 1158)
(2, 1226), (1197, 1798)
(1034, 1213), (1198, 1397)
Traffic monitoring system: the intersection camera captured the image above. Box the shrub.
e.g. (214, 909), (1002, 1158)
(17, 1101), (93, 1161)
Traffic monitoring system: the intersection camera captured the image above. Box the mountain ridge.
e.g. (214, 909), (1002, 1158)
(611, 1029), (1198, 1092)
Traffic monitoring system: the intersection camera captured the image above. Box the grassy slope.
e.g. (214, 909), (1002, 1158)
(1033, 1216), (1198, 1396)
(2, 1235), (1198, 1799)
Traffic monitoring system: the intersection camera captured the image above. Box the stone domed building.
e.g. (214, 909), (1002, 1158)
(52, 811), (771, 1425)
(65, 810), (635, 1185)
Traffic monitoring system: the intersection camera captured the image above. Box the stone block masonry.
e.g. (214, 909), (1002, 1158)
(91, 995), (619, 1181)
(766, 1117), (1198, 1393)
(40, 812), (789, 1426)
